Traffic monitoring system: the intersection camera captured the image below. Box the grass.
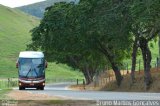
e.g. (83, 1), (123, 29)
(0, 89), (11, 99)
(0, 5), (84, 80)
(0, 5), (39, 78)
(0, 78), (18, 90)
(0, 80), (9, 89)
(46, 62), (83, 79)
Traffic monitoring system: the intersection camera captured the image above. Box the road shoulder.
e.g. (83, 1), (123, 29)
(6, 90), (64, 100)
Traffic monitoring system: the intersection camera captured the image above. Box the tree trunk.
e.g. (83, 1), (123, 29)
(158, 33), (160, 57)
(89, 66), (96, 82)
(102, 52), (123, 86)
(81, 66), (95, 85)
(145, 45), (152, 87)
(97, 42), (123, 86)
(103, 51), (123, 86)
(82, 68), (91, 85)
(131, 37), (139, 84)
(139, 37), (152, 89)
(68, 56), (96, 85)
(111, 62), (123, 86)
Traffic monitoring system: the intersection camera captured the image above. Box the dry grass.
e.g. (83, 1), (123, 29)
(69, 84), (86, 91)
(70, 68), (160, 92)
(101, 68), (160, 92)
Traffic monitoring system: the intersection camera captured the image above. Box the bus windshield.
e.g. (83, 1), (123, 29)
(18, 58), (45, 78)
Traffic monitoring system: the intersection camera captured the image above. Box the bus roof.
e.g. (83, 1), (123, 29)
(19, 51), (44, 58)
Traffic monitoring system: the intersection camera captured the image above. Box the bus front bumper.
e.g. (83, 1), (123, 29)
(19, 79), (45, 88)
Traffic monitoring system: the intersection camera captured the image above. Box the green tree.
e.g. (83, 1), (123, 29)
(28, 2), (107, 84)
(78, 0), (132, 86)
(130, 0), (160, 88)
(28, 0), (132, 86)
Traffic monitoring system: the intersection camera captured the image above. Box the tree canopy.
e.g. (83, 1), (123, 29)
(28, 0), (160, 87)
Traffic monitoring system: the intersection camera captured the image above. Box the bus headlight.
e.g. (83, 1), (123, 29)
(19, 83), (21, 86)
(42, 83), (45, 86)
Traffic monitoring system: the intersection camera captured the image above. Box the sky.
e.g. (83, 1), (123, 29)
(0, 0), (46, 8)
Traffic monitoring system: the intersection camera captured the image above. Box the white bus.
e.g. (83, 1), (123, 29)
(16, 51), (47, 90)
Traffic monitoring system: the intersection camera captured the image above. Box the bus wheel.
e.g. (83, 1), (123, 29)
(19, 87), (25, 90)
(40, 87), (44, 90)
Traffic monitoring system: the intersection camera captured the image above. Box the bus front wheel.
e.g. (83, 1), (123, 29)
(19, 87), (25, 90)
(37, 87), (44, 90)
(40, 87), (44, 90)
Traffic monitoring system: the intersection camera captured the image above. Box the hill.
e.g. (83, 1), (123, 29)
(17, 0), (79, 18)
(0, 5), (39, 77)
(0, 5), (83, 79)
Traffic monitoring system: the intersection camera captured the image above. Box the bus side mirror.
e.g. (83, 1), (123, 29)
(45, 61), (48, 68)
(16, 62), (18, 68)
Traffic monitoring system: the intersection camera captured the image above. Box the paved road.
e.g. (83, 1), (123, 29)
(13, 83), (160, 100)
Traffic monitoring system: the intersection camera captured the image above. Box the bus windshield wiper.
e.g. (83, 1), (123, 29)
(25, 68), (32, 78)
(33, 68), (38, 77)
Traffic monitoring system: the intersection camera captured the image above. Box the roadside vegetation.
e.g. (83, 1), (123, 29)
(102, 68), (160, 92)
(70, 68), (160, 92)
(28, 0), (160, 90)
(0, 89), (11, 99)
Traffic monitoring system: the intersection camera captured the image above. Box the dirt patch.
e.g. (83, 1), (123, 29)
(5, 90), (96, 106)
(6, 90), (63, 100)
(16, 100), (96, 106)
